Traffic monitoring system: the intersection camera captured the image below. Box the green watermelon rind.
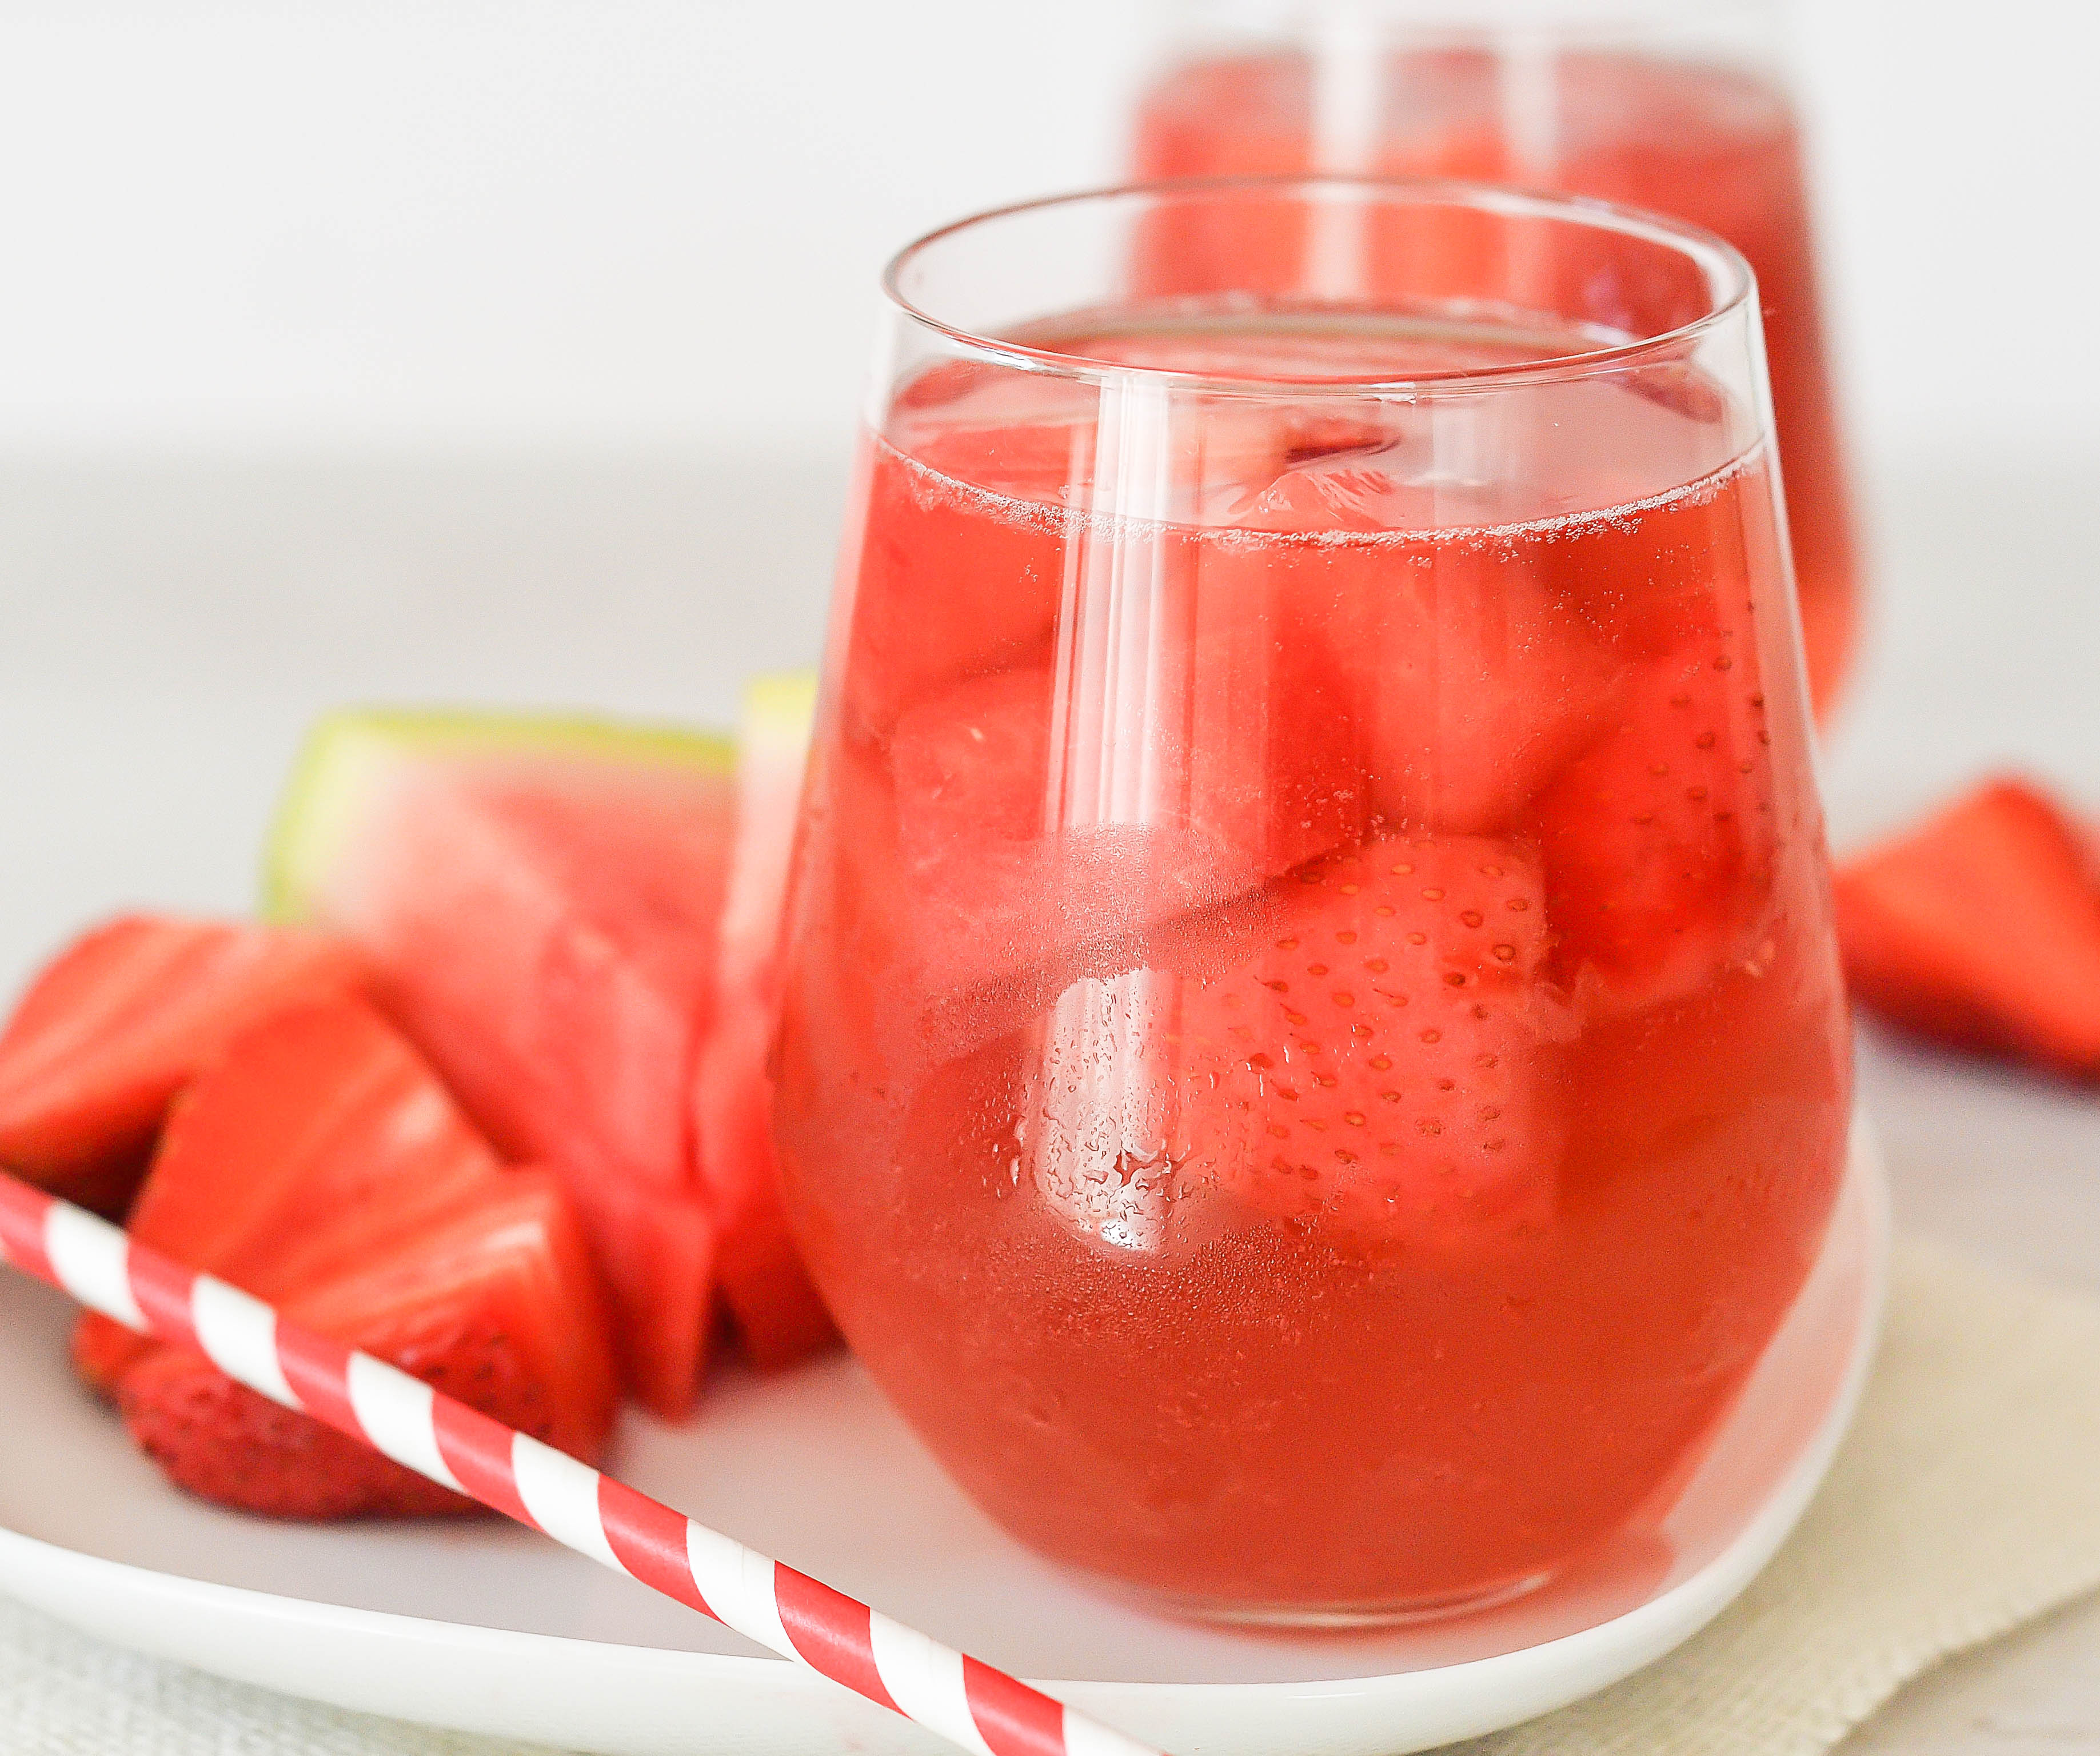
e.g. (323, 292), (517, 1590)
(742, 672), (819, 743)
(263, 707), (737, 925)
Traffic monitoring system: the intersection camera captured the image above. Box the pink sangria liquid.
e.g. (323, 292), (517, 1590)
(774, 306), (1851, 1618)
(1134, 45), (1861, 720)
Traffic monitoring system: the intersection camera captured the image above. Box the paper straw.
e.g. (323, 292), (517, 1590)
(0, 1171), (1165, 1756)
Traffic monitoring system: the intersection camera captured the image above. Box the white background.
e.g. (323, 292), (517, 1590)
(0, 0), (2090, 457)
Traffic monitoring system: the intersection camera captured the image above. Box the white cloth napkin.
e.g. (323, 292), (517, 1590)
(5, 1237), (2100, 1756)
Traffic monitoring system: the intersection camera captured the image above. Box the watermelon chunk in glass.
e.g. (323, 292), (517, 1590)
(689, 674), (838, 1370)
(0, 915), (365, 1215)
(77, 997), (617, 1518)
(264, 708), (737, 1419)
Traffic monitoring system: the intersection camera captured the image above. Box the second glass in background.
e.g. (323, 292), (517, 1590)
(1133, 0), (1861, 720)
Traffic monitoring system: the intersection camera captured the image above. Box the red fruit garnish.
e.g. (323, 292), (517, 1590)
(74, 996), (516, 1395)
(1834, 776), (2100, 1079)
(117, 1348), (473, 1522)
(692, 1007), (833, 1370)
(78, 997), (616, 1517)
(689, 676), (837, 1370)
(1533, 640), (1781, 1014)
(837, 437), (1062, 738)
(884, 667), (1320, 1023)
(119, 1174), (601, 1520)
(0, 916), (363, 1213)
(1188, 838), (1566, 1243)
(552, 1157), (717, 1415)
(268, 711), (740, 1418)
(1021, 838), (1567, 1252)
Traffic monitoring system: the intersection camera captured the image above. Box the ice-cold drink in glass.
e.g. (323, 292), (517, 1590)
(773, 181), (1852, 1621)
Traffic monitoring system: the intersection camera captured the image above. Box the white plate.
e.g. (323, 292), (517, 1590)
(0, 1118), (1886, 1756)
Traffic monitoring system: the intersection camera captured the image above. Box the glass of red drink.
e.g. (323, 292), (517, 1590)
(1133, 0), (1861, 721)
(773, 178), (1852, 1623)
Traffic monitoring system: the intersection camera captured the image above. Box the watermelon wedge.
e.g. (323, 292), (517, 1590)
(690, 675), (837, 1368)
(0, 915), (364, 1214)
(264, 708), (737, 1418)
(79, 997), (617, 1518)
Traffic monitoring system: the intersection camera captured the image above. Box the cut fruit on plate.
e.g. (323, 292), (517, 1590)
(1835, 775), (2100, 1080)
(73, 995), (527, 1396)
(77, 996), (616, 1518)
(264, 708), (737, 1418)
(0, 916), (365, 1215)
(690, 675), (836, 1370)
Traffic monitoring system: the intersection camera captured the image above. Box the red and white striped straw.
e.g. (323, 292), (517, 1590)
(0, 1171), (1166, 1756)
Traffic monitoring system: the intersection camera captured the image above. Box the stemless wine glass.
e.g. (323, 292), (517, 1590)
(772, 179), (1852, 1623)
(1132, 0), (1861, 721)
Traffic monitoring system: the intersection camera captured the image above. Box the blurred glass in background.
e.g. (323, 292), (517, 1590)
(1132, 0), (1859, 721)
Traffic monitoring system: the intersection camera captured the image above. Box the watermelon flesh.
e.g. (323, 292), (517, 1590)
(0, 915), (365, 1214)
(79, 997), (617, 1516)
(265, 709), (737, 1418)
(690, 675), (837, 1368)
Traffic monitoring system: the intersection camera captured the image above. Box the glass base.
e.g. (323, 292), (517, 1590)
(1148, 1567), (1557, 1630)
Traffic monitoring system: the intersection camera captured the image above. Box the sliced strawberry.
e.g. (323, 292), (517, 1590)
(78, 997), (616, 1517)
(1532, 638), (1782, 1015)
(1180, 838), (1566, 1244)
(117, 1348), (471, 1522)
(119, 1168), (613, 1519)
(118, 999), (509, 1295)
(75, 996), (514, 1396)
(1834, 777), (2100, 1079)
(1020, 839), (1567, 1252)
(0, 916), (364, 1212)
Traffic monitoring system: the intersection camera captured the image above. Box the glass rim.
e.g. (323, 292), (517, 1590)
(880, 174), (1758, 397)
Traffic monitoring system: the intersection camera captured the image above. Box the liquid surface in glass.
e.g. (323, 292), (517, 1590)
(1133, 45), (1861, 719)
(773, 308), (1852, 1618)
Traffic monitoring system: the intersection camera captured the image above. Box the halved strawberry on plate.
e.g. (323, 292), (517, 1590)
(77, 996), (617, 1519)
(0, 916), (364, 1214)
